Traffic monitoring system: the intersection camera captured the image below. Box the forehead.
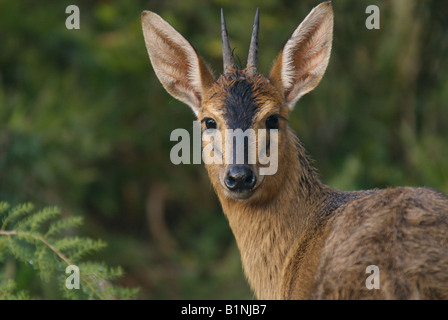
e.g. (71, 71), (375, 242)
(203, 72), (283, 130)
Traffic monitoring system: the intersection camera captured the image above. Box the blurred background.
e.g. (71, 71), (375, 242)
(0, 0), (447, 299)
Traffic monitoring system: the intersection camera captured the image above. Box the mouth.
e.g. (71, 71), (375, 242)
(223, 188), (256, 200)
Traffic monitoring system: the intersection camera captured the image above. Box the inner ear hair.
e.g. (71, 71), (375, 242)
(142, 11), (215, 115)
(269, 2), (333, 110)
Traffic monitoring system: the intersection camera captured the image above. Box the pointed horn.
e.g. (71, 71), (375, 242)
(246, 8), (259, 76)
(221, 9), (235, 74)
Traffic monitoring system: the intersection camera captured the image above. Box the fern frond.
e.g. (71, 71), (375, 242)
(54, 237), (106, 262)
(0, 202), (10, 217)
(0, 202), (139, 300)
(15, 206), (61, 232)
(0, 280), (31, 300)
(45, 216), (83, 237)
(1, 203), (34, 230)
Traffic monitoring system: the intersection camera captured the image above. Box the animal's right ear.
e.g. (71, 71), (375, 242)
(142, 11), (215, 115)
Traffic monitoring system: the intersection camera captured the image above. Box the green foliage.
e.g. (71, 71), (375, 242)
(0, 280), (30, 300)
(0, 202), (138, 299)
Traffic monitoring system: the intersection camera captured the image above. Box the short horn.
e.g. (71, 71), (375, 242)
(246, 8), (259, 76)
(221, 9), (235, 74)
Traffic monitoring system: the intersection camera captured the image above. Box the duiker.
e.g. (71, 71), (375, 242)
(142, 2), (448, 299)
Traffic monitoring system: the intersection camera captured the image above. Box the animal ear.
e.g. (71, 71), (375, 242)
(142, 11), (215, 115)
(269, 2), (333, 110)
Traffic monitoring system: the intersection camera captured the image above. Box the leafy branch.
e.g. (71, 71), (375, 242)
(0, 202), (138, 300)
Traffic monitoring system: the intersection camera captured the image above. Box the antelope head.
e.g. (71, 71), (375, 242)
(142, 2), (333, 204)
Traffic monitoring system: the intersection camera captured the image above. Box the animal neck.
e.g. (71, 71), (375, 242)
(218, 129), (332, 299)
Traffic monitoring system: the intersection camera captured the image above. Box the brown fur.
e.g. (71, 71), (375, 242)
(142, 2), (448, 299)
(211, 129), (448, 300)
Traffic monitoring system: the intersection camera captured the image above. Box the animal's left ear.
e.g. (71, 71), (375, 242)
(269, 2), (333, 110)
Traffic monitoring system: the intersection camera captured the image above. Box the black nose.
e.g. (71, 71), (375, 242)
(224, 165), (257, 191)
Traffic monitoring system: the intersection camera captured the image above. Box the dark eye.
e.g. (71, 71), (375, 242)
(266, 115), (279, 130)
(204, 118), (217, 130)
